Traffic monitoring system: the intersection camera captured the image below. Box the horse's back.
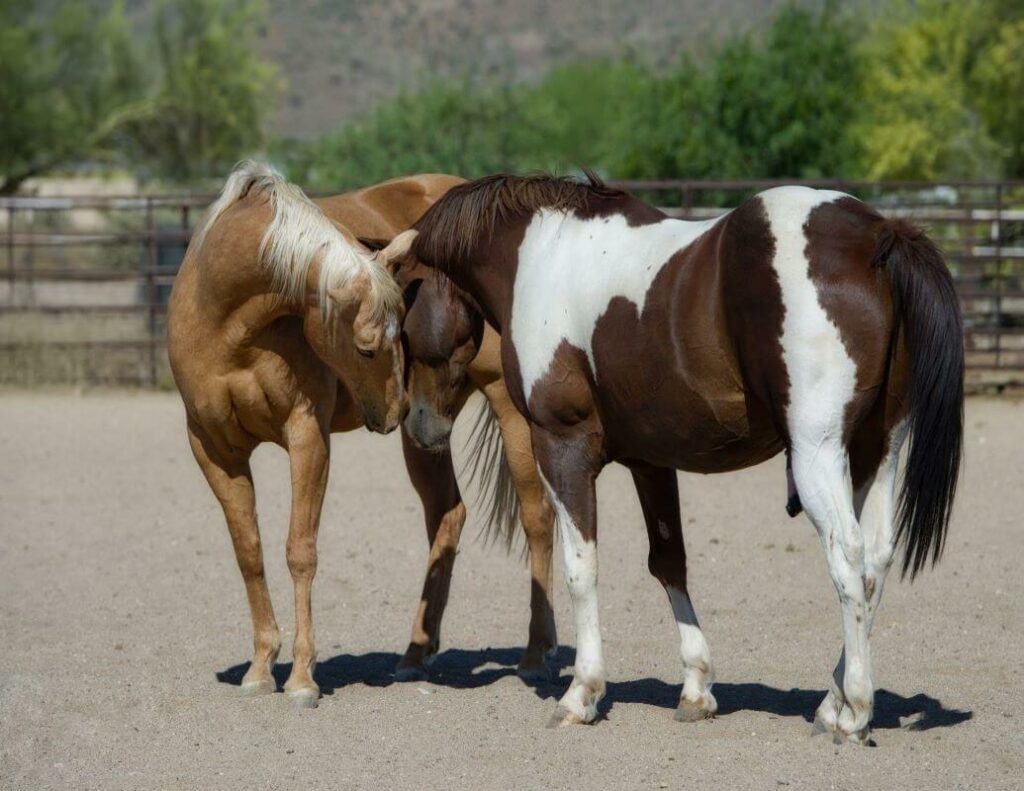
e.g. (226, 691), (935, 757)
(316, 174), (465, 237)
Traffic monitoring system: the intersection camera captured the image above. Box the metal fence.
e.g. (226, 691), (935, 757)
(2, 179), (1023, 387)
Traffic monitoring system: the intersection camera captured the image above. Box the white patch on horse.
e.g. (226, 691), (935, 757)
(762, 186), (876, 739)
(510, 210), (722, 401)
(759, 186), (857, 452)
(666, 587), (716, 709)
(657, 519), (671, 540)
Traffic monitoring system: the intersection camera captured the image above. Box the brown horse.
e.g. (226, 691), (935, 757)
(168, 164), (556, 707)
(390, 173), (964, 744)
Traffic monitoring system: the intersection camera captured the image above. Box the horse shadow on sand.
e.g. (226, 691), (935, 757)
(217, 645), (971, 732)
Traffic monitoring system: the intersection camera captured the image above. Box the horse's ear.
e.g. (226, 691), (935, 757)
(375, 229), (418, 275)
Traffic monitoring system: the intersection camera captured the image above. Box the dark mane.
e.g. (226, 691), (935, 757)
(412, 171), (624, 269)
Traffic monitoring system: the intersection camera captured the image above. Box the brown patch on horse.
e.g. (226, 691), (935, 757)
(586, 217), (772, 471)
(803, 197), (895, 490)
(719, 197), (791, 448)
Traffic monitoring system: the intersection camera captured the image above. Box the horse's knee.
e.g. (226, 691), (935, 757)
(286, 536), (317, 579)
(521, 500), (554, 546)
(563, 545), (597, 596)
(230, 531), (264, 578)
(647, 549), (687, 591)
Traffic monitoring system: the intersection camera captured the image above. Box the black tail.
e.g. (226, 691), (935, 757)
(874, 219), (964, 578)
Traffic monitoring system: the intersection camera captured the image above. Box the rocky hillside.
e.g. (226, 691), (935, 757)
(259, 0), (788, 138)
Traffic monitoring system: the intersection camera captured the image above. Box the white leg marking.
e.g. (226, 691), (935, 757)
(762, 186), (875, 741)
(666, 587), (717, 714)
(860, 422), (907, 620)
(819, 421), (908, 728)
(537, 469), (605, 723)
(791, 448), (873, 739)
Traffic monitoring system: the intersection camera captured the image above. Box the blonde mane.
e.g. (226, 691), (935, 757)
(192, 160), (402, 325)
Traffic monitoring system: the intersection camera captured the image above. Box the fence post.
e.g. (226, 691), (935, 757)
(146, 198), (158, 387)
(182, 201), (191, 247)
(993, 183), (1004, 369)
(5, 206), (13, 305)
(681, 183), (693, 219)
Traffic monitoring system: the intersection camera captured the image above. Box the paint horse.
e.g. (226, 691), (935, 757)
(390, 174), (964, 744)
(168, 163), (556, 707)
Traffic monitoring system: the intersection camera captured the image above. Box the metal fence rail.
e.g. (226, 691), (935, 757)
(2, 180), (1023, 386)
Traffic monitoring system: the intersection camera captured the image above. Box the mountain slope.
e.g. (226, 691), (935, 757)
(260, 0), (790, 138)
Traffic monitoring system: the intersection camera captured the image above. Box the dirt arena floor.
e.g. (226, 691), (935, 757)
(1, 392), (1022, 790)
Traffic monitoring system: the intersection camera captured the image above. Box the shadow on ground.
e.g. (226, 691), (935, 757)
(216, 645), (971, 731)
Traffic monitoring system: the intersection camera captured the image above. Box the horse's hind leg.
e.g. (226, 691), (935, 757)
(631, 465), (716, 722)
(790, 435), (874, 744)
(485, 384), (557, 681)
(187, 421), (280, 696)
(395, 429), (466, 681)
(281, 415), (330, 708)
(815, 423), (907, 733)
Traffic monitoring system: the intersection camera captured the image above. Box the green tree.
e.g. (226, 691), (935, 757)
(970, 13), (1024, 177)
(513, 58), (656, 173)
(0, 0), (146, 193)
(603, 56), (738, 180)
(122, 0), (280, 182)
(857, 0), (1024, 180)
(283, 80), (526, 191)
(609, 4), (865, 180)
(712, 4), (864, 178)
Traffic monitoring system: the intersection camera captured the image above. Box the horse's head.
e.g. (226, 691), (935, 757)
(303, 243), (408, 434)
(383, 231), (485, 451)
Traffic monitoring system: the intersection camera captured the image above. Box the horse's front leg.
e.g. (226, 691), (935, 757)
(281, 415), (330, 708)
(187, 421), (281, 696)
(531, 426), (604, 726)
(630, 464), (717, 722)
(395, 428), (466, 681)
(482, 379), (557, 681)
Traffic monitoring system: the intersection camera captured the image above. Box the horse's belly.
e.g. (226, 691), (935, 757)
(597, 348), (783, 473)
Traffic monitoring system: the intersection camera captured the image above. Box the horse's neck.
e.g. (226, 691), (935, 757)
(206, 252), (316, 344)
(452, 256), (514, 335)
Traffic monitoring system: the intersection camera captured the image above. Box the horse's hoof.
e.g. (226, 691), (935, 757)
(517, 660), (553, 684)
(835, 728), (874, 747)
(239, 678), (276, 697)
(813, 719), (873, 746)
(285, 686), (320, 709)
(394, 663), (429, 682)
(546, 705), (588, 728)
(674, 698), (715, 723)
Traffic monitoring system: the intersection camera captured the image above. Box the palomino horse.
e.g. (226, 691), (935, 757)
(389, 173), (964, 744)
(168, 163), (556, 707)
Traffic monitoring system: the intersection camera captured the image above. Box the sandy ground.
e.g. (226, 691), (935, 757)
(0, 392), (1021, 791)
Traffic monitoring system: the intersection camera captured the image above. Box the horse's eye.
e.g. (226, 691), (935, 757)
(357, 348), (375, 359)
